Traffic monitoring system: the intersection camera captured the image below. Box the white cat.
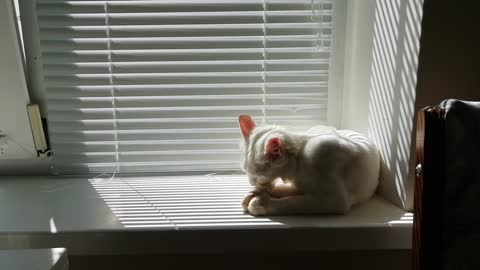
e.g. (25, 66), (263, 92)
(238, 115), (380, 216)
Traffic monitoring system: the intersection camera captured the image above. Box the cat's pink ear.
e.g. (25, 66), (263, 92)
(266, 137), (282, 160)
(238, 115), (256, 139)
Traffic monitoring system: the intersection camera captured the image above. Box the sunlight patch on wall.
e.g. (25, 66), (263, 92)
(368, 0), (424, 208)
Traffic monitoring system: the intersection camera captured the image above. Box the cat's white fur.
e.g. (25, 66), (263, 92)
(238, 115), (380, 216)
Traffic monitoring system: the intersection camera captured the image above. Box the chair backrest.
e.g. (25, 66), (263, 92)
(413, 105), (445, 270)
(413, 99), (480, 270)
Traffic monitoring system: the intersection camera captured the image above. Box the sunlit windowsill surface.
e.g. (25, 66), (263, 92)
(0, 175), (412, 255)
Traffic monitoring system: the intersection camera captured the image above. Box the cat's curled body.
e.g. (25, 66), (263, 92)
(238, 115), (380, 216)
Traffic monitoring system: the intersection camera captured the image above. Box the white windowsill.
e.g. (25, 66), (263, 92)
(0, 175), (412, 255)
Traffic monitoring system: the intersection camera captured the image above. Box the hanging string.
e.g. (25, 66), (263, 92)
(313, 0), (324, 50)
(94, 0), (118, 180)
(261, 0), (268, 124)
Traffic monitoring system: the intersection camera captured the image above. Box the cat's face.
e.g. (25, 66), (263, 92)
(238, 115), (287, 187)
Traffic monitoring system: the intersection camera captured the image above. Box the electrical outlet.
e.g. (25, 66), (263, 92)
(0, 136), (7, 159)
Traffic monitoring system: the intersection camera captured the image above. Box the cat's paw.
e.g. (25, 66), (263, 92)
(241, 191), (258, 212)
(247, 193), (270, 216)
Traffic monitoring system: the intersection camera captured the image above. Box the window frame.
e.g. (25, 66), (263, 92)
(4, 0), (426, 213)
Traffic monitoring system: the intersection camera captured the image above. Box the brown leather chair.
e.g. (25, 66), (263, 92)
(413, 99), (480, 270)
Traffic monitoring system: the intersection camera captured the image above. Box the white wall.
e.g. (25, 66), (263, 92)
(367, 0), (424, 209)
(0, 0), (36, 160)
(340, 0), (424, 209)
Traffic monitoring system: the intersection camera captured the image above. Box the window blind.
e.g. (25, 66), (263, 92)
(33, 0), (334, 174)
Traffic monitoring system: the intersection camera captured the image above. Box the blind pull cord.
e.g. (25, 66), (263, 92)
(261, 0), (267, 125)
(94, 0), (118, 180)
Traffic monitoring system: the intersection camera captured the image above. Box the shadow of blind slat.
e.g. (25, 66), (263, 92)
(91, 175), (284, 228)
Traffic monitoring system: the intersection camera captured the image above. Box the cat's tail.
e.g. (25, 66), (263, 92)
(376, 155), (405, 208)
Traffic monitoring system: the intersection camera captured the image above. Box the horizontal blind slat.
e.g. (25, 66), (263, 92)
(36, 0), (332, 6)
